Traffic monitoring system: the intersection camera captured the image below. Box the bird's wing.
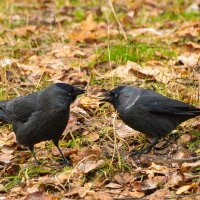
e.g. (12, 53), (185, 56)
(136, 94), (200, 116)
(6, 92), (39, 123)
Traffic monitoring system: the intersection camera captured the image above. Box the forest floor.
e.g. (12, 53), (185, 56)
(0, 0), (200, 199)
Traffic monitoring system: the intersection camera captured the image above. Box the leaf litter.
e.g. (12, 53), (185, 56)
(0, 0), (200, 199)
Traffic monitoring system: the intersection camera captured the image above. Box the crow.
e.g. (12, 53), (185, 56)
(0, 83), (85, 165)
(101, 85), (200, 155)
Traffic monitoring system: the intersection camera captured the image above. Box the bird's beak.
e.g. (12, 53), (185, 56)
(98, 92), (112, 102)
(74, 87), (86, 96)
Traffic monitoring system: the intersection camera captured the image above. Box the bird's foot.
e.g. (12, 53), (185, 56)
(130, 148), (150, 157)
(34, 160), (41, 165)
(62, 158), (72, 166)
(33, 157), (41, 165)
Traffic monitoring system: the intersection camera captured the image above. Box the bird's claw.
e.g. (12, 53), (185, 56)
(62, 158), (72, 166)
(33, 158), (41, 165)
(130, 148), (150, 157)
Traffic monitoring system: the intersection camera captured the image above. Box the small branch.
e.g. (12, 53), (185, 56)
(108, 0), (128, 41)
(166, 193), (200, 199)
(113, 193), (200, 200)
(140, 154), (200, 164)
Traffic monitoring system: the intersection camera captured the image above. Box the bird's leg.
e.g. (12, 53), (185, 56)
(53, 140), (71, 166)
(29, 145), (40, 165)
(130, 137), (159, 156)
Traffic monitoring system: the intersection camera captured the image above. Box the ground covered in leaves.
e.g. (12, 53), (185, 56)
(0, 0), (200, 199)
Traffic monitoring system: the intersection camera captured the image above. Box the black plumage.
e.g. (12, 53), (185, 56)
(101, 85), (200, 155)
(0, 83), (85, 164)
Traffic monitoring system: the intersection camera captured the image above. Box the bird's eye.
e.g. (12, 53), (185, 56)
(114, 93), (118, 98)
(67, 93), (72, 96)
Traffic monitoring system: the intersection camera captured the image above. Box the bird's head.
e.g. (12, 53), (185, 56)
(99, 86), (126, 107)
(99, 85), (139, 110)
(55, 83), (85, 103)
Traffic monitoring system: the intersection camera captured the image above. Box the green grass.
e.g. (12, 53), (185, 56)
(2, 164), (59, 192)
(98, 42), (176, 64)
(148, 11), (200, 24)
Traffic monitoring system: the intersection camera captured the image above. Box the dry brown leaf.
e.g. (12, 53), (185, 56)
(166, 172), (184, 186)
(69, 13), (107, 43)
(105, 183), (123, 189)
(70, 144), (101, 165)
(51, 146), (77, 157)
(128, 191), (145, 198)
(11, 25), (37, 36)
(10, 186), (23, 193)
(176, 183), (198, 195)
(79, 96), (99, 110)
(113, 174), (126, 185)
(85, 132), (99, 142)
(182, 160), (200, 169)
(78, 159), (105, 173)
(78, 183), (93, 198)
(128, 27), (163, 37)
(88, 192), (113, 200)
(26, 185), (40, 194)
(115, 121), (140, 138)
(184, 42), (200, 53)
(174, 22), (200, 38)
(178, 134), (192, 145)
(105, 61), (172, 83)
(0, 58), (16, 67)
(147, 189), (171, 200)
(25, 191), (56, 200)
(175, 53), (200, 68)
(55, 170), (73, 184)
(104, 61), (139, 81)
(132, 180), (158, 192)
(0, 153), (13, 164)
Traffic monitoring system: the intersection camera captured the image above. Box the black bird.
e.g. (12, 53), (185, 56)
(0, 83), (85, 165)
(101, 86), (200, 155)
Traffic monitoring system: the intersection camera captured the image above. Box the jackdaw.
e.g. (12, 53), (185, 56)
(0, 83), (85, 165)
(101, 85), (200, 155)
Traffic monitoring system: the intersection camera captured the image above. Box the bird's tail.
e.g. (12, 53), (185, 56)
(0, 100), (9, 123)
(189, 107), (200, 116)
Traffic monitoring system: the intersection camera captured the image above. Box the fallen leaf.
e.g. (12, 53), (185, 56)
(182, 160), (200, 169)
(78, 159), (105, 173)
(184, 42), (200, 53)
(105, 183), (123, 189)
(89, 192), (113, 200)
(11, 25), (37, 36)
(55, 170), (73, 184)
(25, 192), (56, 200)
(70, 144), (101, 165)
(147, 189), (171, 200)
(85, 132), (99, 142)
(178, 134), (192, 145)
(105, 61), (172, 83)
(174, 22), (200, 38)
(0, 153), (13, 164)
(51, 146), (77, 157)
(79, 96), (99, 110)
(69, 13), (107, 43)
(128, 191), (145, 198)
(175, 53), (200, 68)
(176, 183), (198, 195)
(26, 185), (40, 194)
(115, 120), (140, 138)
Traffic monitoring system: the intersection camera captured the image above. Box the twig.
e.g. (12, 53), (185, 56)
(108, 0), (127, 41)
(109, 113), (122, 171)
(113, 193), (200, 200)
(140, 154), (200, 164)
(165, 193), (200, 199)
